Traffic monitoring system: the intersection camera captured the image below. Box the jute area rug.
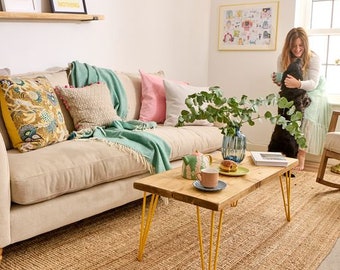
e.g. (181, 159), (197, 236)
(0, 171), (339, 270)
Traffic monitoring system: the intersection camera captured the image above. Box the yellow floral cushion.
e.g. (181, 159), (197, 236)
(0, 77), (69, 152)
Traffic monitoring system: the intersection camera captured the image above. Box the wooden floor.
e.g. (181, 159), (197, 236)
(304, 160), (320, 173)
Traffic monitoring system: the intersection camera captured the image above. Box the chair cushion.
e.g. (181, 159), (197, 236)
(325, 132), (340, 153)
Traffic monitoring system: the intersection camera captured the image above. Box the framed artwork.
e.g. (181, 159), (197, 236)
(50, 0), (87, 14)
(1, 0), (36, 12)
(218, 2), (279, 51)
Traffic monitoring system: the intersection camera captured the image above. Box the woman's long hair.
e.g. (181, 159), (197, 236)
(281, 27), (311, 75)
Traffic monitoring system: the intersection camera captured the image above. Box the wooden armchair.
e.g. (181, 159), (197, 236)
(316, 110), (340, 188)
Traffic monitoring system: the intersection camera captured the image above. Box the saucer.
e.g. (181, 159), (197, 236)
(193, 180), (227, 192)
(219, 166), (249, 177)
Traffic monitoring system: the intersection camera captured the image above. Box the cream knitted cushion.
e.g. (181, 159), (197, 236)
(55, 82), (120, 130)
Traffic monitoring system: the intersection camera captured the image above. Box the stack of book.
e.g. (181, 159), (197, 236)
(250, 151), (288, 167)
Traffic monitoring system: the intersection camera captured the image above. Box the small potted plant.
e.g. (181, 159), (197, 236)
(176, 86), (306, 162)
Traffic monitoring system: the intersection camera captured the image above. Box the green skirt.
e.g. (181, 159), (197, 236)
(302, 76), (331, 155)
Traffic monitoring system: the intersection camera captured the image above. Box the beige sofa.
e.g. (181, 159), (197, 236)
(0, 67), (223, 258)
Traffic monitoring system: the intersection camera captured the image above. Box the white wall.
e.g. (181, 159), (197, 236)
(0, 0), (211, 85)
(208, 0), (297, 150)
(4, 0), (323, 152)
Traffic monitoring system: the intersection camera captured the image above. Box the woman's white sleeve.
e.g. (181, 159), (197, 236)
(300, 54), (320, 91)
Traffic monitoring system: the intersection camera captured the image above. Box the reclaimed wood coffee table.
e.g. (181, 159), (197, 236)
(133, 151), (298, 270)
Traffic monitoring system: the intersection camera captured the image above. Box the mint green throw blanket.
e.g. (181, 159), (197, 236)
(69, 62), (171, 173)
(70, 60), (128, 120)
(69, 120), (171, 174)
(96, 121), (171, 173)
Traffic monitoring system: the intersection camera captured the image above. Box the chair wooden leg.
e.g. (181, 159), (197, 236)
(316, 150), (328, 183)
(316, 150), (340, 189)
(0, 247), (3, 262)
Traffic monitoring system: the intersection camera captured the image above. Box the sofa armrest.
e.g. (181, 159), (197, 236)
(0, 132), (11, 247)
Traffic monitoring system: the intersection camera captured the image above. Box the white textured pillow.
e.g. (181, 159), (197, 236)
(0, 68), (10, 76)
(55, 82), (120, 130)
(163, 79), (211, 126)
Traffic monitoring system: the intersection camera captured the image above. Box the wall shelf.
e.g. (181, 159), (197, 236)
(0, 11), (104, 21)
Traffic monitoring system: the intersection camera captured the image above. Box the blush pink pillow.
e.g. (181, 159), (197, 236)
(139, 70), (187, 123)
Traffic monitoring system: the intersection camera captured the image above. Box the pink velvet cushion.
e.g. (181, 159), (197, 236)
(139, 70), (187, 123)
(139, 71), (166, 123)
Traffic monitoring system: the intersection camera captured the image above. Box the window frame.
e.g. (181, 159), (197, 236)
(303, 0), (340, 103)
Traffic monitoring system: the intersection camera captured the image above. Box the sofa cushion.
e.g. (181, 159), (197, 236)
(0, 77), (69, 152)
(116, 70), (166, 122)
(9, 140), (149, 205)
(9, 124), (222, 205)
(146, 125), (223, 161)
(0, 68), (10, 76)
(138, 70), (167, 123)
(115, 72), (142, 121)
(56, 83), (121, 130)
(138, 71), (188, 124)
(0, 68), (11, 149)
(0, 68), (73, 150)
(163, 79), (211, 126)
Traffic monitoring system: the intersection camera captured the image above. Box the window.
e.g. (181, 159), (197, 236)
(306, 0), (340, 95)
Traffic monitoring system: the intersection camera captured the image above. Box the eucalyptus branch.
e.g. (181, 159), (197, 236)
(176, 86), (307, 149)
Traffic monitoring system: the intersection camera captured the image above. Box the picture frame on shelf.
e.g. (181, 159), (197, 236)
(1, 0), (36, 12)
(50, 0), (87, 14)
(218, 1), (279, 51)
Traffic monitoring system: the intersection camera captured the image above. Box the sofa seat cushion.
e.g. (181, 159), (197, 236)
(8, 140), (148, 205)
(146, 125), (223, 161)
(9, 125), (222, 205)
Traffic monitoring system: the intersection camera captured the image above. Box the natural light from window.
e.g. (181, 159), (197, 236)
(306, 0), (340, 97)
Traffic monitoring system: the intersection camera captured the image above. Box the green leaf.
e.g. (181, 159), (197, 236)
(176, 87), (307, 149)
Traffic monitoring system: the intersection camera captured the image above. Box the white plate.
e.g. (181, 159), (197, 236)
(193, 180), (227, 192)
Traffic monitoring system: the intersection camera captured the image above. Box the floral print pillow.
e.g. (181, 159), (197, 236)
(0, 77), (69, 152)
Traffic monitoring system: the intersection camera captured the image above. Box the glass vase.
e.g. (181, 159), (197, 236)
(221, 129), (246, 163)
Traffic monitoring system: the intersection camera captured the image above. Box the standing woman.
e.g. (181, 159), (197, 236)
(272, 27), (331, 170)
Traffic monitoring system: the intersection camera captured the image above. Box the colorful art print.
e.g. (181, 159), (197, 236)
(218, 2), (279, 51)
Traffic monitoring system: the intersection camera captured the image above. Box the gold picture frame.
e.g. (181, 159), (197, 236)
(218, 2), (279, 51)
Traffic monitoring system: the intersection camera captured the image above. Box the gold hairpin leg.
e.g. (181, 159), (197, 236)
(280, 170), (292, 221)
(230, 201), (238, 207)
(137, 192), (159, 261)
(197, 206), (224, 270)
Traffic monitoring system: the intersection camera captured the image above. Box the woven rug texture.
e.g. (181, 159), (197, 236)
(0, 171), (339, 270)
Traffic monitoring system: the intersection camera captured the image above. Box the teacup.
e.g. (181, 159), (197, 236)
(196, 168), (219, 188)
(272, 72), (283, 83)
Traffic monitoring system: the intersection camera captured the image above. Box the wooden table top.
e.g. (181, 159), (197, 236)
(134, 152), (298, 211)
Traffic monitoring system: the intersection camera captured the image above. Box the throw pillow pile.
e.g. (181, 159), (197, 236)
(139, 70), (210, 126)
